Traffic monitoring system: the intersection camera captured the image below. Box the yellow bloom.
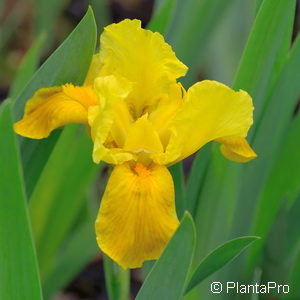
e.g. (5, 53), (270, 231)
(14, 19), (257, 269)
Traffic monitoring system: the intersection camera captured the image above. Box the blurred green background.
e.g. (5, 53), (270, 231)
(0, 0), (254, 102)
(1, 0), (300, 299)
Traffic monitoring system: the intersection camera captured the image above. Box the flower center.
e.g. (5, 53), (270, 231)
(132, 163), (151, 177)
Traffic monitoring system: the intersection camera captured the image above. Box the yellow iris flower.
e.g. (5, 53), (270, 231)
(14, 19), (257, 269)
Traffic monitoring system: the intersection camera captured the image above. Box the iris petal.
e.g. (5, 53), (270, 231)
(217, 137), (257, 162)
(98, 19), (188, 117)
(95, 162), (179, 269)
(155, 80), (255, 165)
(90, 75), (135, 164)
(124, 114), (164, 155)
(14, 85), (98, 139)
(84, 54), (103, 86)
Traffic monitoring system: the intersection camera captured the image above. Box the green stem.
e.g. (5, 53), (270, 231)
(103, 255), (130, 300)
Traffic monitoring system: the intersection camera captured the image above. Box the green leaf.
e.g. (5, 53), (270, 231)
(233, 0), (295, 127)
(13, 8), (97, 196)
(136, 212), (196, 300)
(147, 0), (178, 35)
(29, 125), (101, 279)
(192, 147), (239, 260)
(0, 100), (42, 300)
(255, 0), (264, 14)
(9, 34), (45, 99)
(167, 0), (235, 86)
(43, 214), (99, 299)
(286, 247), (300, 299)
(229, 0), (296, 240)
(88, 0), (110, 31)
(235, 33), (300, 270)
(13, 8), (96, 120)
(185, 236), (260, 294)
(280, 195), (300, 263)
(169, 163), (186, 219)
(248, 113), (300, 268)
(186, 144), (211, 216)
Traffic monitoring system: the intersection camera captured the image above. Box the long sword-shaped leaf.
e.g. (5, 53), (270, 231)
(43, 214), (99, 299)
(0, 101), (42, 300)
(233, 0), (295, 126)
(136, 213), (196, 300)
(185, 236), (260, 294)
(186, 144), (211, 217)
(147, 0), (178, 35)
(29, 125), (101, 279)
(233, 32), (300, 270)
(248, 112), (300, 269)
(167, 0), (235, 85)
(229, 0), (296, 238)
(189, 3), (296, 294)
(286, 246), (300, 299)
(13, 8), (97, 196)
(169, 163), (186, 219)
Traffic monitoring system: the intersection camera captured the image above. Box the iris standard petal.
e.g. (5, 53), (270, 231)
(90, 75), (135, 164)
(98, 19), (188, 117)
(158, 80), (255, 164)
(95, 162), (179, 269)
(14, 84), (98, 139)
(149, 82), (185, 148)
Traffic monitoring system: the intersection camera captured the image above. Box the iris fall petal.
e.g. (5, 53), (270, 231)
(217, 137), (257, 162)
(14, 85), (98, 139)
(95, 162), (179, 268)
(161, 80), (255, 164)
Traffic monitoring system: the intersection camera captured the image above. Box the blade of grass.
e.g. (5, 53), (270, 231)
(136, 212), (196, 300)
(185, 236), (260, 294)
(0, 100), (42, 300)
(13, 8), (97, 196)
